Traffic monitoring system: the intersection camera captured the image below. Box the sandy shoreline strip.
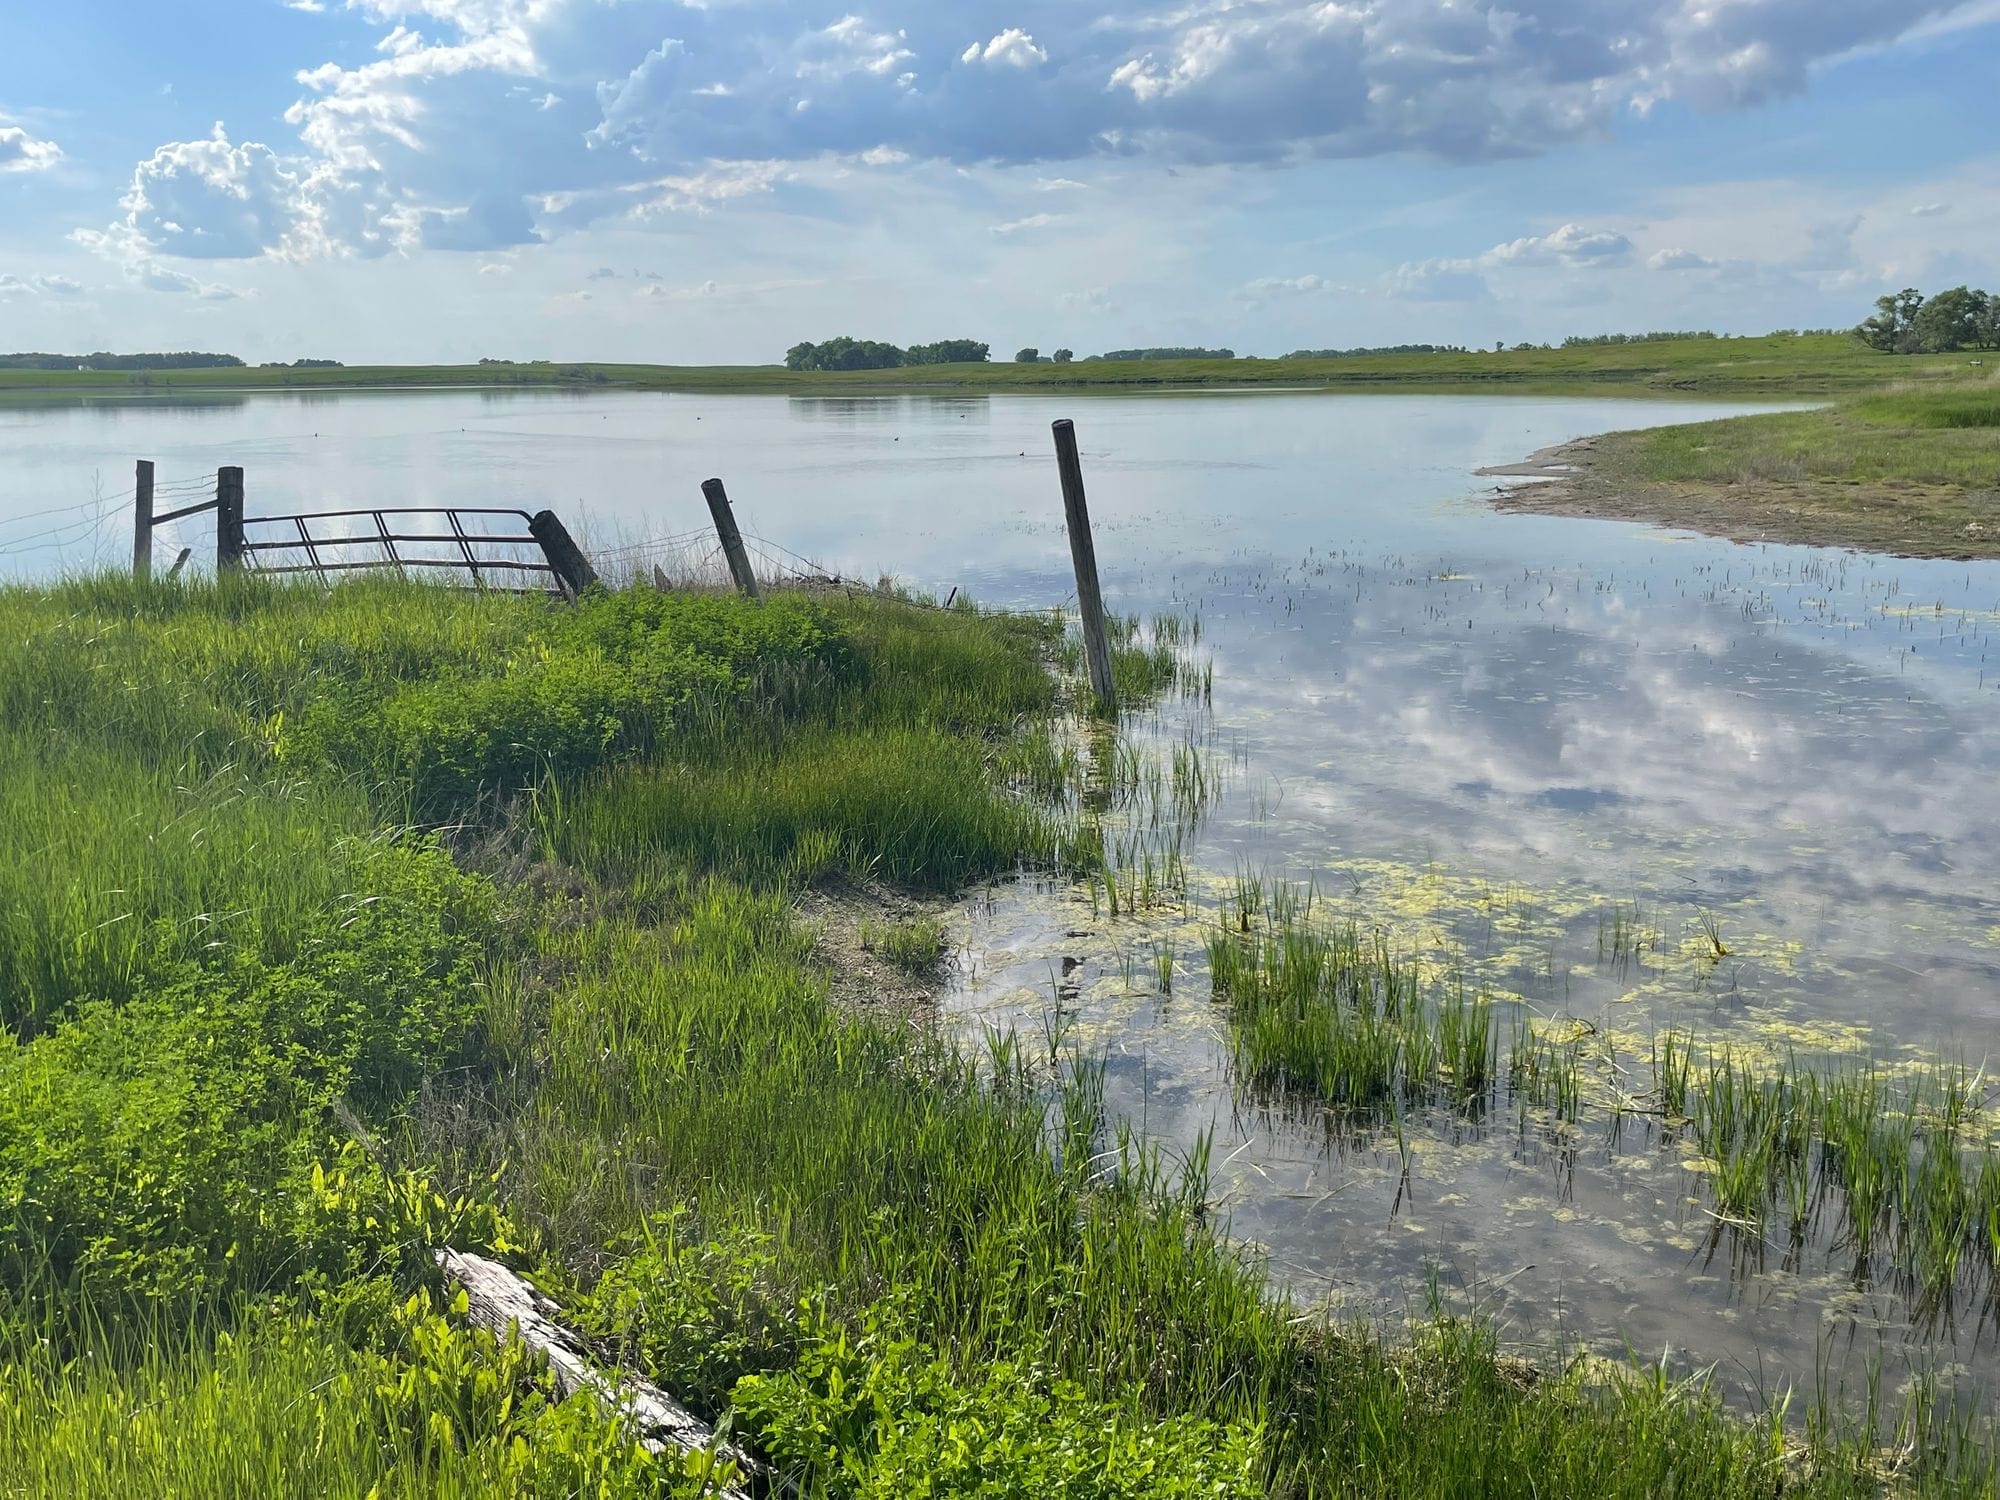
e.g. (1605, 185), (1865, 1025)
(1471, 434), (1998, 561)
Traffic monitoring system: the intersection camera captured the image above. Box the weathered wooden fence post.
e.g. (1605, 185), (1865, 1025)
(215, 466), (245, 571)
(435, 1249), (756, 1494)
(701, 478), (761, 601)
(1051, 419), (1116, 711)
(528, 510), (601, 599)
(132, 459), (155, 580)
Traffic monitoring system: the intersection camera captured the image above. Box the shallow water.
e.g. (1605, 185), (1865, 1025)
(7, 386), (1998, 1411)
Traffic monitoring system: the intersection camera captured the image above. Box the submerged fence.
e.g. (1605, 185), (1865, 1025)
(123, 418), (1120, 706)
(131, 463), (597, 598)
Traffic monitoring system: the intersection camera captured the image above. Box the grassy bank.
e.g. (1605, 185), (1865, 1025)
(2, 574), (1993, 1496)
(1491, 383), (2000, 558)
(0, 333), (1984, 402)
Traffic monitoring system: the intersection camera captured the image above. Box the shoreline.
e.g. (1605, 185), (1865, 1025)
(1477, 431), (2000, 562)
(0, 372), (1824, 405)
(0, 331), (1980, 403)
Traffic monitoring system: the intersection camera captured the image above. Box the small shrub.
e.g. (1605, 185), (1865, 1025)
(733, 1303), (1266, 1498)
(573, 1207), (808, 1412)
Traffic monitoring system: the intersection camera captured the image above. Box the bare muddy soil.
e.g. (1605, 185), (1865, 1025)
(1480, 435), (2000, 561)
(796, 875), (953, 1027)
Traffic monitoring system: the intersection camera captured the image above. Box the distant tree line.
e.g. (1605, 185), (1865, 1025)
(1287, 344), (1471, 358)
(1537, 330), (1837, 351)
(1561, 330), (1718, 347)
(0, 351), (245, 371)
(1855, 287), (2000, 354)
(1083, 347), (1235, 362)
(784, 337), (990, 371)
(258, 358), (344, 369)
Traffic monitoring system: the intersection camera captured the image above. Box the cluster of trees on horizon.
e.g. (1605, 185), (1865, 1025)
(1289, 343), (1471, 358)
(1855, 287), (2000, 354)
(1562, 330), (1718, 347)
(0, 351), (245, 371)
(783, 339), (1247, 369)
(1008, 346), (1239, 362)
(1088, 347), (1235, 361)
(784, 337), (991, 371)
(777, 332), (1889, 368)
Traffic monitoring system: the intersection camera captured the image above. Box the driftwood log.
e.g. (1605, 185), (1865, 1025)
(435, 1248), (757, 1496)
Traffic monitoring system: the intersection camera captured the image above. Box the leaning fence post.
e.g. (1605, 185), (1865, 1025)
(529, 510), (600, 599)
(215, 466), (245, 571)
(1051, 419), (1115, 711)
(132, 460), (155, 580)
(701, 478), (761, 601)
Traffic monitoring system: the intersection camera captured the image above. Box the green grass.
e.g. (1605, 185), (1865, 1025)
(0, 332), (1977, 401)
(1614, 396), (2000, 489)
(1851, 389), (2000, 429)
(859, 914), (950, 972)
(1526, 380), (2000, 557)
(2, 572), (1996, 1496)
(0, 1289), (743, 1498)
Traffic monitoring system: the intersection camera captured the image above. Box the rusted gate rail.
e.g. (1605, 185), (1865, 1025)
(241, 506), (572, 595)
(131, 460), (598, 597)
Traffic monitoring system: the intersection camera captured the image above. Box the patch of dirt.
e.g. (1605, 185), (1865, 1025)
(794, 874), (954, 1030)
(1476, 438), (2000, 561)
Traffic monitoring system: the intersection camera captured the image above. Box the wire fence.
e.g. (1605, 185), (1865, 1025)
(0, 493), (136, 561)
(7, 469), (1077, 622)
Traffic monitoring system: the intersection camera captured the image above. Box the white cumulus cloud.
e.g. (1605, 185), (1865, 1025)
(1384, 222), (1632, 300)
(0, 272), (86, 298)
(0, 123), (62, 174)
(1486, 224), (1634, 267)
(1383, 257), (1493, 303)
(114, 125), (304, 260)
(70, 0), (2000, 278)
(961, 29), (1048, 68)
(1240, 273), (1329, 299)
(992, 211), (1062, 234)
(797, 17), (915, 81)
(137, 264), (244, 299)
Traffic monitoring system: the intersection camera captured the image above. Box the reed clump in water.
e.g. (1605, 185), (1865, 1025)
(1204, 875), (2000, 1336)
(1659, 1040), (2000, 1312)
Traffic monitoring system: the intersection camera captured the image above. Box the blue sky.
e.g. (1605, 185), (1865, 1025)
(4, 0), (1999, 364)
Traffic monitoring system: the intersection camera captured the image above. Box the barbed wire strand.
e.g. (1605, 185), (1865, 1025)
(0, 502), (136, 558)
(0, 488), (138, 534)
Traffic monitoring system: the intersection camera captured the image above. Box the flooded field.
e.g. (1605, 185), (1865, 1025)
(956, 535), (2000, 1414)
(7, 385), (1996, 1416)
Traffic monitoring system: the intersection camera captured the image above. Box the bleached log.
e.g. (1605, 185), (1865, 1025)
(434, 1247), (756, 1496)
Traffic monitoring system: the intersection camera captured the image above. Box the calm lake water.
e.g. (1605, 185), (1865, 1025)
(7, 387), (1999, 1413)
